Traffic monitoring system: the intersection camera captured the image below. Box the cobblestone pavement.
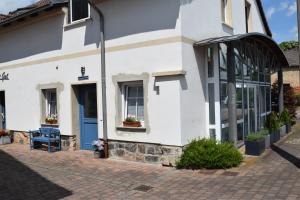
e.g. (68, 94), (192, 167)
(2, 131), (300, 200)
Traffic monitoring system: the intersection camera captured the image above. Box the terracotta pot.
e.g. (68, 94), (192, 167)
(123, 121), (141, 127)
(45, 119), (58, 125)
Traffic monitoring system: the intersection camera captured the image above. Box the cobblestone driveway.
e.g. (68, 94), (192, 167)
(1, 132), (300, 200)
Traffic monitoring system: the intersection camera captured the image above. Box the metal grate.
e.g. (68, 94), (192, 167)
(133, 185), (153, 192)
(222, 171), (239, 176)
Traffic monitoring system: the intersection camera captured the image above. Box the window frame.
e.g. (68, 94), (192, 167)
(70, 0), (91, 24)
(245, 1), (252, 33)
(121, 82), (145, 125)
(45, 89), (58, 118)
(221, 0), (232, 26)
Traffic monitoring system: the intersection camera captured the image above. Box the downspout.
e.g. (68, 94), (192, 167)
(87, 0), (108, 158)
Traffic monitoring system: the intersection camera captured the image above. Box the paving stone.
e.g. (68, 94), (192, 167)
(2, 124), (300, 199)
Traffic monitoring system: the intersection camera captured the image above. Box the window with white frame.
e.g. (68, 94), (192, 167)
(123, 82), (144, 123)
(45, 89), (57, 119)
(70, 0), (90, 23)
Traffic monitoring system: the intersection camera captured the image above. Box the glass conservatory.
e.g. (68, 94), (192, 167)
(195, 33), (289, 145)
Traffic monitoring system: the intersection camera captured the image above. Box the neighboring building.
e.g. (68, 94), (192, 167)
(272, 47), (300, 88)
(0, 0), (288, 165)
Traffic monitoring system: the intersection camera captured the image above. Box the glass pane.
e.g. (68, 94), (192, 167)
(221, 127), (229, 143)
(243, 85), (249, 137)
(235, 57), (243, 80)
(210, 129), (216, 140)
(127, 99), (136, 117)
(84, 89), (97, 118)
(220, 82), (228, 124)
(137, 86), (144, 98)
(72, 0), (89, 21)
(266, 87), (271, 112)
(208, 48), (214, 78)
(50, 92), (56, 102)
(137, 99), (144, 121)
(249, 87), (256, 133)
(208, 83), (215, 124)
(243, 63), (250, 80)
(219, 43), (227, 80)
(128, 86), (138, 98)
(236, 83), (243, 121)
(237, 123), (244, 141)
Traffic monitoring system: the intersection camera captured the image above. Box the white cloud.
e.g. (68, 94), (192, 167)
(0, 0), (38, 14)
(289, 25), (298, 39)
(287, 2), (297, 16)
(267, 7), (276, 19)
(266, 1), (297, 20)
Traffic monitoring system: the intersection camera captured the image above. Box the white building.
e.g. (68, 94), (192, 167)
(0, 0), (288, 165)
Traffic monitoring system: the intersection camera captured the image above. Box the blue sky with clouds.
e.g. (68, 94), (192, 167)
(0, 0), (298, 44)
(262, 0), (298, 43)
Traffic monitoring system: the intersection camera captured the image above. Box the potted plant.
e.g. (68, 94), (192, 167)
(123, 116), (141, 128)
(260, 129), (271, 149)
(265, 112), (280, 144)
(0, 130), (12, 145)
(45, 114), (58, 125)
(279, 121), (287, 138)
(280, 108), (292, 134)
(245, 133), (266, 156)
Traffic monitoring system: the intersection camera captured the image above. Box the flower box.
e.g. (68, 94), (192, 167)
(280, 125), (286, 137)
(270, 130), (280, 143)
(45, 119), (58, 125)
(123, 121), (141, 128)
(286, 124), (292, 134)
(264, 134), (271, 149)
(245, 139), (265, 156)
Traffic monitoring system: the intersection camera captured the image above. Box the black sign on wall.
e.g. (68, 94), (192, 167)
(78, 67), (89, 81)
(0, 72), (9, 82)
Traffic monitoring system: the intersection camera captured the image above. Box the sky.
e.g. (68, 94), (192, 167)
(262, 0), (298, 43)
(0, 0), (298, 44)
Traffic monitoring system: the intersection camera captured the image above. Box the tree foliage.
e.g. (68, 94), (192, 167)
(279, 41), (298, 51)
(271, 81), (297, 120)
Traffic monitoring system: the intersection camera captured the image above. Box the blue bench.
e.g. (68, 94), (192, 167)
(29, 127), (61, 153)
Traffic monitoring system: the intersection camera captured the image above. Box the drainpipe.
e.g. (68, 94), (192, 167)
(87, 0), (108, 158)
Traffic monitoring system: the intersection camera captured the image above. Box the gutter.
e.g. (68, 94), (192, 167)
(87, 0), (109, 158)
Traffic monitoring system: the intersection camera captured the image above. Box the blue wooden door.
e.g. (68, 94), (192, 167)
(79, 85), (98, 150)
(0, 92), (5, 130)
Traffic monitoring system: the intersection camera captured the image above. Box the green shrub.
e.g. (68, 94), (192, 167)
(258, 129), (270, 136)
(176, 139), (243, 170)
(280, 108), (292, 125)
(246, 133), (265, 142)
(295, 93), (300, 106)
(265, 112), (280, 132)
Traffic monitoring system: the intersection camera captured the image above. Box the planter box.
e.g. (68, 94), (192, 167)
(264, 134), (271, 148)
(286, 124), (292, 133)
(123, 121), (141, 128)
(0, 136), (11, 145)
(245, 139), (265, 156)
(280, 125), (287, 137)
(270, 130), (280, 143)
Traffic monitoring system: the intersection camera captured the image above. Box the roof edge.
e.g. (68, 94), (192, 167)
(256, 0), (272, 37)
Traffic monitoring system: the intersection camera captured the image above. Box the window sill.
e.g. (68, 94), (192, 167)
(222, 22), (234, 30)
(116, 126), (146, 132)
(64, 17), (92, 30)
(41, 123), (59, 128)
